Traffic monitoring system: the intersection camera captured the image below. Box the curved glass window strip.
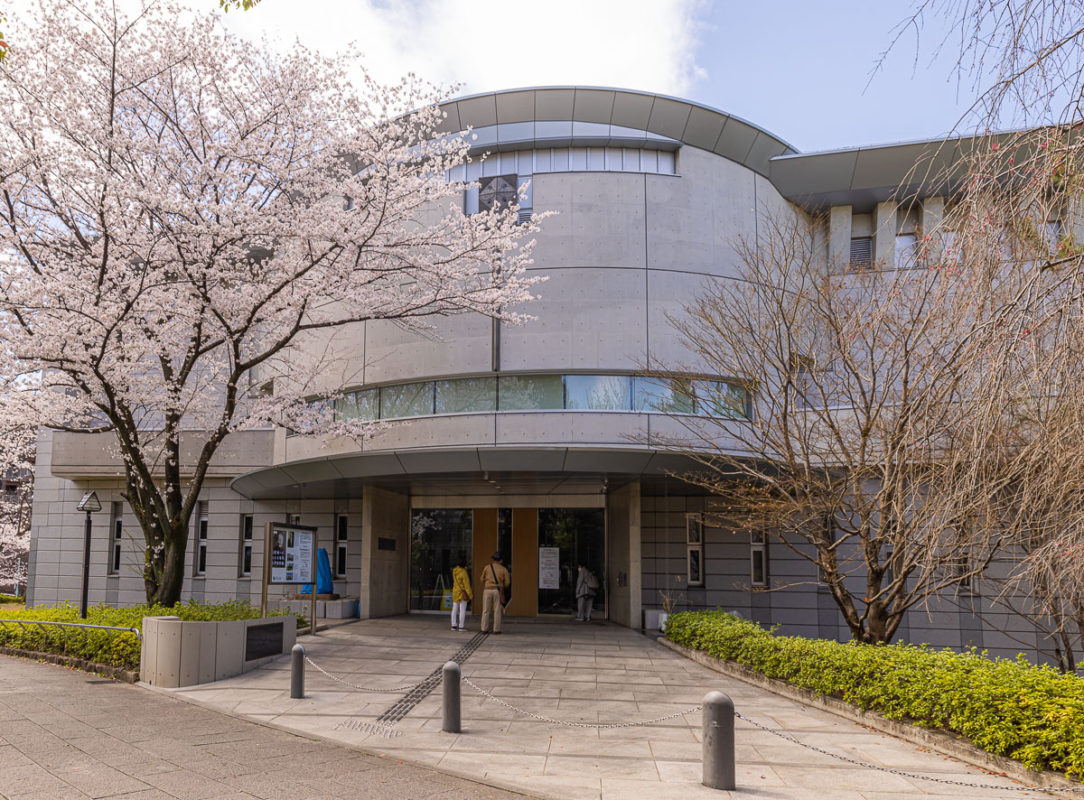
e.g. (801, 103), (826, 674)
(329, 374), (752, 423)
(448, 146), (676, 185)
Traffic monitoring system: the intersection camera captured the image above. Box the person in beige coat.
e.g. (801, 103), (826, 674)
(481, 551), (511, 634)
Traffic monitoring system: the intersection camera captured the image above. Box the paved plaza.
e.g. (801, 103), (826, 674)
(0, 653), (527, 800)
(168, 616), (1054, 800)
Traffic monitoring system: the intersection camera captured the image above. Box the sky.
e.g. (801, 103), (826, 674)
(210, 0), (980, 153)
(8, 0), (983, 153)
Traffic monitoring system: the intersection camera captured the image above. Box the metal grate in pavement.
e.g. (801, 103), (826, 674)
(375, 631), (488, 724)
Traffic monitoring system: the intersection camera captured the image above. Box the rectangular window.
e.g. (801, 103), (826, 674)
(336, 389), (379, 422)
(694, 380), (753, 419)
(750, 531), (769, 587)
(564, 375), (631, 411)
(380, 382), (434, 419)
(687, 514), (704, 587)
(335, 514), (349, 578)
(194, 501), (208, 577)
(434, 377), (496, 414)
(849, 236), (873, 269)
(1043, 220), (1063, 254)
(109, 501), (122, 575)
(895, 232), (918, 268)
(633, 376), (694, 414)
(497, 374), (564, 411)
(239, 514), (253, 577)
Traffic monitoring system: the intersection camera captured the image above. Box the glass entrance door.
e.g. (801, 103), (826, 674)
(537, 508), (605, 616)
(410, 509), (472, 612)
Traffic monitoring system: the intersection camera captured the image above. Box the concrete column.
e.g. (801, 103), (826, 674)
(874, 200), (897, 270)
(921, 196), (945, 263)
(360, 486), (410, 619)
(828, 205), (852, 271)
(1067, 192), (1084, 246)
(605, 480), (641, 628)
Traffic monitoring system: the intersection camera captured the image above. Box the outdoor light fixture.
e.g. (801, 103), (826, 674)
(76, 491), (101, 618)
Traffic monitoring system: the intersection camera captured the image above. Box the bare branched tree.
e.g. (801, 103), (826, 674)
(655, 213), (1010, 645)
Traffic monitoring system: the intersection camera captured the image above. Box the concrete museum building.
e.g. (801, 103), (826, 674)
(25, 87), (1033, 656)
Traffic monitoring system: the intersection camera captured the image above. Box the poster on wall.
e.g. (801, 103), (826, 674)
(538, 546), (560, 590)
(266, 523), (317, 585)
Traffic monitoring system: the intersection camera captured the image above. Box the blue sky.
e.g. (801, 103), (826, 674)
(213, 0), (978, 152)
(12, 0), (982, 152)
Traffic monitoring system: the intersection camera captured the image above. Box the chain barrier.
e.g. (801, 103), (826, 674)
(461, 675), (702, 729)
(304, 655), (417, 693)
(735, 711), (1084, 794)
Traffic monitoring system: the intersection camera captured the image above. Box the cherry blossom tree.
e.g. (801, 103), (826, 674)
(0, 0), (538, 605)
(0, 419), (33, 593)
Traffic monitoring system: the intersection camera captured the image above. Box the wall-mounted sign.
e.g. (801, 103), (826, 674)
(539, 546), (560, 590)
(266, 523), (317, 585)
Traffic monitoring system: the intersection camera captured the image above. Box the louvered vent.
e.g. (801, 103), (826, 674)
(849, 236), (873, 268)
(518, 208), (533, 225)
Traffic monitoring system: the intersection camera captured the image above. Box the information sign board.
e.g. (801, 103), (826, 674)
(266, 523), (317, 585)
(538, 546), (560, 590)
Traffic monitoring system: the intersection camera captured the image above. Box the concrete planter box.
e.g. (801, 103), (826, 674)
(140, 615), (296, 688)
(282, 597), (358, 619)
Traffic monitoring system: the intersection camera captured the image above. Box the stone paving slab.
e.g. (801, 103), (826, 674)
(167, 615), (1057, 800)
(0, 653), (531, 800)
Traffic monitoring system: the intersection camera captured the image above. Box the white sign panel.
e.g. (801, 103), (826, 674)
(268, 524), (316, 585)
(538, 546), (560, 590)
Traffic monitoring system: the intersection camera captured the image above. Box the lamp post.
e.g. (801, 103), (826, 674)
(76, 491), (101, 619)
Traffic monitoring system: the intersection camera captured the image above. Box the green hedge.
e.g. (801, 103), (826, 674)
(0, 601), (302, 672)
(665, 610), (1084, 779)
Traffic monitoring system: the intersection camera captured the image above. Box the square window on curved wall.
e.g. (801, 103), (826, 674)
(498, 374), (564, 411)
(435, 377), (496, 414)
(565, 375), (631, 410)
(633, 376), (694, 413)
(380, 382), (434, 418)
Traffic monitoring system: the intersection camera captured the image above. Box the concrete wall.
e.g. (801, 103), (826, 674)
(604, 481), (640, 628)
(640, 493), (1064, 663)
(29, 431), (365, 610)
(360, 486), (410, 619)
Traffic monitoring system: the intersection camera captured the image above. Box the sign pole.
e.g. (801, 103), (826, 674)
(260, 522), (271, 618)
(309, 530), (318, 637)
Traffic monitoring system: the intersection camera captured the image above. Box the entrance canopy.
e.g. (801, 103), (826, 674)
(229, 446), (707, 499)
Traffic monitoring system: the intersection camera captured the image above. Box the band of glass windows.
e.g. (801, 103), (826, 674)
(328, 374), (753, 422)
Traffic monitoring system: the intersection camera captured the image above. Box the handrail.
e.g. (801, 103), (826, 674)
(0, 619), (141, 641)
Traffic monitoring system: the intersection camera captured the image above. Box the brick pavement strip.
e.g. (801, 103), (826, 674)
(0, 654), (532, 800)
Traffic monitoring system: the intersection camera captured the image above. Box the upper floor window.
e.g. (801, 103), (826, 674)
(328, 372), (753, 422)
(895, 233), (918, 268)
(478, 175), (518, 213)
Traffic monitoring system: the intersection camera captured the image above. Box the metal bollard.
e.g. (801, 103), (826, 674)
(702, 691), (736, 790)
(290, 644), (305, 699)
(442, 660), (461, 733)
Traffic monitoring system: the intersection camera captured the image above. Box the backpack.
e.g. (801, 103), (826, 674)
(586, 570), (600, 591)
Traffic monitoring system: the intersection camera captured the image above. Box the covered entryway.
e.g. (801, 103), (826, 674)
(408, 506), (606, 618)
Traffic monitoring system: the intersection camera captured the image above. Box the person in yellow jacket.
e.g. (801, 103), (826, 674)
(451, 556), (473, 632)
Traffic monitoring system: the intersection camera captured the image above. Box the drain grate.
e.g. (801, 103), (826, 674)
(375, 631), (489, 724)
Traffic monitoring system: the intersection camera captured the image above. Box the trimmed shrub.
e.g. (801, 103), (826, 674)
(0, 601), (302, 672)
(666, 610), (1084, 779)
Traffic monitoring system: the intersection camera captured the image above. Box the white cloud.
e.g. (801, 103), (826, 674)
(219, 0), (709, 99)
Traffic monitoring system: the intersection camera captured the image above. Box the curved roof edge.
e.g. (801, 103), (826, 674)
(437, 86), (798, 178)
(230, 445), (705, 500)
